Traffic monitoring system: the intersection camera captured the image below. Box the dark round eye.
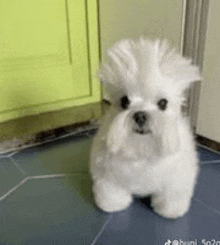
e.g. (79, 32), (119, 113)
(157, 98), (168, 111)
(120, 96), (130, 110)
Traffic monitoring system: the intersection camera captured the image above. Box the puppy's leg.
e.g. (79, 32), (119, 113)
(151, 185), (195, 219)
(93, 179), (133, 212)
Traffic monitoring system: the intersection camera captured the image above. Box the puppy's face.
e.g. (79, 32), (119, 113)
(111, 84), (181, 137)
(101, 38), (201, 156)
(105, 86), (182, 157)
(119, 94), (170, 136)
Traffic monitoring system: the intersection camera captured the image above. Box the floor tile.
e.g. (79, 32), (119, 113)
(1, 131), (220, 245)
(197, 146), (220, 163)
(0, 174), (108, 245)
(0, 158), (25, 197)
(12, 136), (93, 176)
(194, 163), (220, 212)
(94, 198), (220, 245)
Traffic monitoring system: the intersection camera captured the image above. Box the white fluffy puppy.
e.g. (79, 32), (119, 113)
(90, 38), (201, 219)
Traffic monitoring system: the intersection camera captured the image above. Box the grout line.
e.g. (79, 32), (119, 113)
(197, 143), (220, 156)
(90, 214), (113, 245)
(28, 174), (68, 180)
(9, 157), (27, 175)
(0, 174), (68, 201)
(0, 177), (29, 201)
(0, 151), (19, 159)
(200, 160), (220, 164)
(194, 197), (220, 216)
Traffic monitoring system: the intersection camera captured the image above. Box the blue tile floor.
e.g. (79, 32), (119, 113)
(1, 130), (220, 245)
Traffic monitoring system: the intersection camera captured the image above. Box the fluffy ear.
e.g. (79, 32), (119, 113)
(98, 63), (123, 100)
(158, 40), (202, 92)
(98, 39), (141, 100)
(174, 62), (202, 92)
(159, 116), (180, 156)
(106, 111), (130, 154)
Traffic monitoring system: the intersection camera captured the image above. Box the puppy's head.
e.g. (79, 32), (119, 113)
(99, 38), (201, 157)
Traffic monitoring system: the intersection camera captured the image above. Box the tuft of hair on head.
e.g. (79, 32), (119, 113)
(154, 39), (202, 92)
(98, 39), (140, 101)
(98, 38), (202, 99)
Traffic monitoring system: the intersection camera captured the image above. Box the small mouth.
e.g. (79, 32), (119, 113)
(134, 129), (151, 135)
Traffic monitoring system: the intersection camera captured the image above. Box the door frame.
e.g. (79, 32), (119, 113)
(182, 0), (209, 130)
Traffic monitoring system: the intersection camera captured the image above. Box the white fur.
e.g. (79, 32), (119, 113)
(90, 38), (201, 219)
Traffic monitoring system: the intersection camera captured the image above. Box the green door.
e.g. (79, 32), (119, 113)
(0, 0), (100, 122)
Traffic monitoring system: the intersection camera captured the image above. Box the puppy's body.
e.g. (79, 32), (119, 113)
(90, 38), (201, 219)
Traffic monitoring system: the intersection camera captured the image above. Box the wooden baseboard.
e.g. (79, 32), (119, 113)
(0, 102), (102, 142)
(196, 135), (220, 152)
(0, 102), (102, 153)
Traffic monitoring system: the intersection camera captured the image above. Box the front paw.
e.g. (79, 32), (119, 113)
(93, 181), (133, 213)
(151, 195), (191, 219)
(95, 193), (132, 213)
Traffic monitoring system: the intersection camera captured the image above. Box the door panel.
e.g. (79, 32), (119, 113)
(0, 0), (90, 114)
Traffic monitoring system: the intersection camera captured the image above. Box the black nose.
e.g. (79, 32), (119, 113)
(133, 111), (148, 127)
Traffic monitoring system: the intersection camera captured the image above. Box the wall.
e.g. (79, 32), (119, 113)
(99, 0), (185, 99)
(196, 0), (220, 142)
(99, 0), (184, 58)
